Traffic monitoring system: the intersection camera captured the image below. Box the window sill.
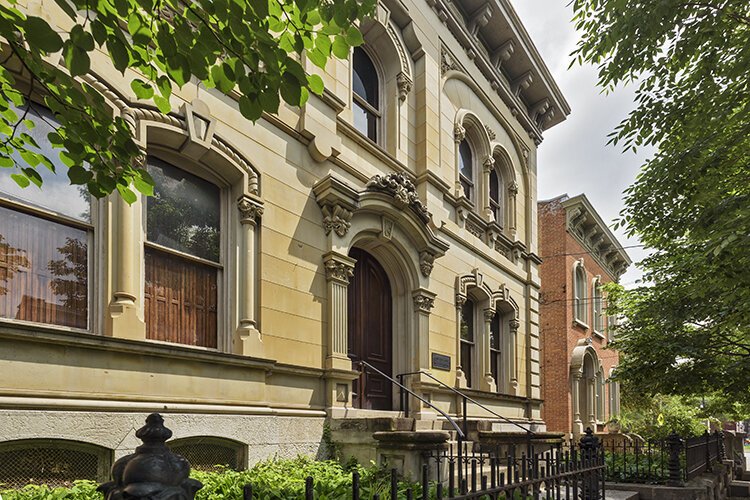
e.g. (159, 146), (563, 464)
(592, 330), (605, 339)
(573, 319), (589, 330)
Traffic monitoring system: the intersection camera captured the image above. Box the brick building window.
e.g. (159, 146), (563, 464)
(592, 277), (603, 334)
(573, 261), (587, 325)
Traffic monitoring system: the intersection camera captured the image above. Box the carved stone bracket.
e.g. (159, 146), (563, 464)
(419, 251), (435, 277)
(482, 155), (495, 172)
(321, 203), (352, 237)
(484, 125), (496, 141)
(453, 122), (466, 143)
(509, 318), (520, 333)
(397, 72), (413, 103)
(237, 196), (264, 225)
(366, 173), (431, 224)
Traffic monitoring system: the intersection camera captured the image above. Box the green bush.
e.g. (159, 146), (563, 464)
(0, 458), (423, 500)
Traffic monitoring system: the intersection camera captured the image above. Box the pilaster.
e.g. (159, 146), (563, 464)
(235, 195), (264, 356)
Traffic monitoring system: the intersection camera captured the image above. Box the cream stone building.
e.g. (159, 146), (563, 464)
(0, 0), (568, 484)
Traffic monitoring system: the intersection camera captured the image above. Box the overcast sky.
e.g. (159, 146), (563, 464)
(512, 1), (650, 286)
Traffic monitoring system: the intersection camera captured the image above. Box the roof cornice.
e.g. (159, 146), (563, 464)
(559, 194), (632, 279)
(428, 0), (570, 143)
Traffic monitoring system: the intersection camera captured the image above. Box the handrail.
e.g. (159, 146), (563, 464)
(398, 369), (535, 436)
(358, 361), (465, 439)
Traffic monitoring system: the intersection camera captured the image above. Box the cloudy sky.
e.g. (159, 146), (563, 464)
(512, 1), (651, 286)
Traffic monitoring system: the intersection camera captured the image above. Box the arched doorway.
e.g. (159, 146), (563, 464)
(348, 248), (393, 410)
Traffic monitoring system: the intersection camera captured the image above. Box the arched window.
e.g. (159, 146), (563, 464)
(144, 157), (222, 348)
(573, 262), (587, 324)
(0, 104), (92, 330)
(592, 278), (603, 334)
(458, 139), (474, 202)
(490, 311), (502, 391)
(489, 169), (502, 224)
(352, 47), (380, 142)
(459, 298), (475, 388)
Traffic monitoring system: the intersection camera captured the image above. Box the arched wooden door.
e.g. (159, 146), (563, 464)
(348, 248), (393, 410)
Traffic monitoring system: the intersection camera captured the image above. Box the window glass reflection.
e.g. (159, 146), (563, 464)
(0, 105), (90, 221)
(146, 158), (221, 262)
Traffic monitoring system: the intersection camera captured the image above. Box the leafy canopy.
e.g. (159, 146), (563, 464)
(572, 1), (750, 403)
(0, 0), (372, 201)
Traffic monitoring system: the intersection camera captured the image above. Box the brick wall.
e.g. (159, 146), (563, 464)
(538, 198), (621, 435)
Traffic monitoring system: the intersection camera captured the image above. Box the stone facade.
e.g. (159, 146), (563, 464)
(538, 194), (631, 438)
(0, 0), (568, 475)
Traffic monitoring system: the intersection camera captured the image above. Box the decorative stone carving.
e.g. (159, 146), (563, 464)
(482, 156), (495, 172)
(484, 308), (496, 321)
(484, 125), (496, 141)
(466, 220), (485, 239)
(397, 72), (413, 102)
(237, 196), (264, 224)
(453, 122), (466, 143)
(511, 71), (534, 96)
(509, 318), (520, 333)
(321, 203), (352, 236)
(455, 294), (467, 307)
(366, 173), (431, 223)
(490, 39), (515, 70)
(419, 251), (435, 277)
(441, 49), (461, 75)
(413, 293), (435, 312)
(381, 216), (395, 240)
(324, 258), (354, 284)
(508, 181), (519, 196)
(468, 2), (493, 37)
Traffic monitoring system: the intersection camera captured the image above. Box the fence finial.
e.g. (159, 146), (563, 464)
(98, 413), (203, 500)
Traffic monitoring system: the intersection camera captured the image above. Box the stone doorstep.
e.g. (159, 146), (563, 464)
(603, 491), (640, 500)
(730, 479), (750, 497)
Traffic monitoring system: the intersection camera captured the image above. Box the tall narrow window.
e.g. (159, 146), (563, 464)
(460, 299), (475, 387)
(458, 139), (474, 202)
(144, 158), (221, 348)
(593, 279), (603, 333)
(0, 105), (91, 329)
(489, 169), (502, 224)
(573, 264), (587, 323)
(490, 312), (502, 392)
(352, 47), (380, 142)
(596, 371), (605, 420)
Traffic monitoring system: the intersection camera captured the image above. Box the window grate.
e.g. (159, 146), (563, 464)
(0, 443), (104, 489)
(169, 439), (244, 472)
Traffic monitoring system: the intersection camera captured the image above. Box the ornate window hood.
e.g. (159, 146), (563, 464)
(431, 0), (570, 141)
(560, 194), (632, 279)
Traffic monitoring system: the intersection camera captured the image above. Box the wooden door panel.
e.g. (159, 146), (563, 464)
(348, 248), (393, 410)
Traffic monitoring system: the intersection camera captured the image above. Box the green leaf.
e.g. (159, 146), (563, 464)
(67, 165), (91, 184)
(239, 95), (263, 121)
(24, 17), (64, 53)
(63, 41), (91, 76)
(52, 0), (77, 19)
(108, 36), (130, 73)
(331, 35), (349, 59)
(117, 184), (137, 204)
(70, 24), (94, 51)
(131, 79), (154, 99)
(344, 26), (363, 46)
(133, 171), (154, 196)
(153, 95), (171, 113)
(307, 74), (324, 95)
(10, 173), (29, 188)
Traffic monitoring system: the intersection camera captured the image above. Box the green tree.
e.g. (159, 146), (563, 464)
(573, 1), (750, 403)
(0, 0), (373, 200)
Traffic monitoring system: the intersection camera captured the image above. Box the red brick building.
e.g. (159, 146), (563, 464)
(538, 194), (631, 438)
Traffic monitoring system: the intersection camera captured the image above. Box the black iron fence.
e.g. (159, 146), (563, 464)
(241, 429), (606, 500)
(601, 430), (726, 485)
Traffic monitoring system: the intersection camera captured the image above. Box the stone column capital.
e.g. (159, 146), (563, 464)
(483, 156), (495, 172)
(483, 308), (495, 321)
(509, 318), (520, 333)
(323, 251), (356, 284)
(413, 289), (436, 313)
(237, 195), (264, 225)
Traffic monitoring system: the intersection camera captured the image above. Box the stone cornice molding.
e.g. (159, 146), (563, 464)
(432, 0), (570, 136)
(558, 194), (632, 279)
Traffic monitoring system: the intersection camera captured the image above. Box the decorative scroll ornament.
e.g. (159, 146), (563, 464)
(441, 49), (461, 75)
(324, 259), (354, 283)
(419, 252), (435, 277)
(321, 203), (352, 237)
(366, 173), (431, 224)
(413, 293), (435, 312)
(484, 125), (496, 141)
(237, 196), (264, 223)
(397, 72), (413, 103)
